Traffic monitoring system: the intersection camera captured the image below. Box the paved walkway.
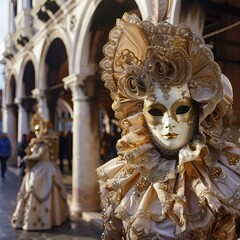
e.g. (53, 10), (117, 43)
(0, 165), (102, 240)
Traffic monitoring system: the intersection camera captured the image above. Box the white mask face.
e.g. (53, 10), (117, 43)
(143, 84), (197, 151)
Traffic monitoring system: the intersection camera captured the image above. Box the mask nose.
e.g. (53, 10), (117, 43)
(163, 112), (176, 131)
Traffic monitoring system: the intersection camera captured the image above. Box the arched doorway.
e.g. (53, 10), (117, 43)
(44, 37), (72, 173)
(18, 60), (36, 142)
(45, 37), (72, 131)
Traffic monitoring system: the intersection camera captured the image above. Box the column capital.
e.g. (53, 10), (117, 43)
(63, 74), (84, 89)
(15, 96), (36, 113)
(32, 88), (45, 98)
(14, 97), (25, 111)
(63, 74), (99, 101)
(14, 97), (21, 105)
(2, 103), (16, 110)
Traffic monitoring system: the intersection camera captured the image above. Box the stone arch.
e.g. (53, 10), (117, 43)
(71, 0), (180, 74)
(5, 73), (17, 105)
(56, 97), (73, 118)
(55, 97), (73, 132)
(71, 0), (101, 75)
(38, 26), (71, 90)
(17, 52), (37, 100)
(15, 55), (37, 142)
(37, 27), (71, 128)
(72, 0), (148, 75)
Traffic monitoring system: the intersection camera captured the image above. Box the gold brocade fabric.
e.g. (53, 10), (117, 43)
(97, 112), (240, 239)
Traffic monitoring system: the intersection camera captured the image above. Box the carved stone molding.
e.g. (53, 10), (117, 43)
(63, 74), (99, 101)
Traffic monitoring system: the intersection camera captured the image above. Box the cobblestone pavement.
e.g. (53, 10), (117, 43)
(0, 165), (102, 240)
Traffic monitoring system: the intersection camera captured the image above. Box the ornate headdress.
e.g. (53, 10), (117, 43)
(29, 113), (58, 162)
(100, 12), (233, 149)
(30, 113), (52, 136)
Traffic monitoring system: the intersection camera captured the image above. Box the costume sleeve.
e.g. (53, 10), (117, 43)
(24, 142), (47, 162)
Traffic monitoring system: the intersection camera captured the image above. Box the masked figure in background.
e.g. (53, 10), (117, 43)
(97, 11), (240, 240)
(11, 113), (68, 230)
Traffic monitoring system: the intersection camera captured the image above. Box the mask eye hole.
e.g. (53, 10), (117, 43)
(176, 105), (191, 115)
(148, 108), (163, 117)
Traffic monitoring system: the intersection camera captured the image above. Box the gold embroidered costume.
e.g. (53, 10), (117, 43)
(11, 113), (68, 230)
(97, 12), (240, 240)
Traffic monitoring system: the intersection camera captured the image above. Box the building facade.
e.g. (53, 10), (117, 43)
(1, 0), (240, 216)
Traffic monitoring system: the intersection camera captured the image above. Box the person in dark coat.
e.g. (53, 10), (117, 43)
(0, 132), (12, 179)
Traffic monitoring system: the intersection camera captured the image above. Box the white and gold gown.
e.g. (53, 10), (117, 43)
(97, 12), (240, 240)
(11, 137), (68, 230)
(98, 112), (240, 239)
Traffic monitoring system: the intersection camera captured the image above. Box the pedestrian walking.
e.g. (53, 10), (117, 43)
(0, 132), (12, 179)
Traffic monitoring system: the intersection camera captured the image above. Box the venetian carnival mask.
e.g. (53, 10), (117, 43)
(143, 84), (197, 151)
(30, 113), (50, 137)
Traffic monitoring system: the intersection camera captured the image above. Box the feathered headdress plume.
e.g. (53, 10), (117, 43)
(151, 0), (172, 24)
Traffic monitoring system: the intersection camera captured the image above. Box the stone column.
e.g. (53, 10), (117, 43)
(9, 0), (16, 34)
(22, 0), (33, 29)
(17, 0), (23, 14)
(63, 74), (100, 215)
(2, 104), (17, 163)
(23, 0), (31, 8)
(16, 101), (30, 142)
(32, 88), (50, 121)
